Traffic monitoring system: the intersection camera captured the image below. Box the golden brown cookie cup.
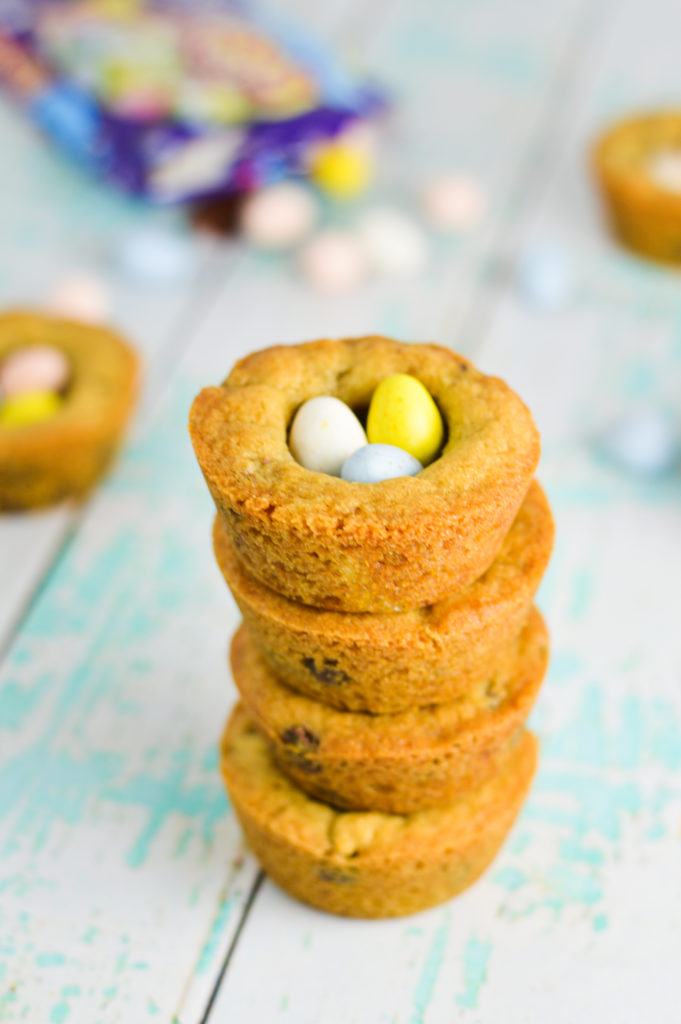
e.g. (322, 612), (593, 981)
(593, 111), (681, 263)
(215, 480), (553, 713)
(190, 336), (540, 612)
(221, 703), (537, 918)
(0, 312), (138, 510)
(231, 607), (547, 814)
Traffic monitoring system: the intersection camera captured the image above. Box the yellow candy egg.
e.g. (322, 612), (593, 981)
(367, 374), (444, 465)
(0, 390), (62, 428)
(310, 143), (372, 201)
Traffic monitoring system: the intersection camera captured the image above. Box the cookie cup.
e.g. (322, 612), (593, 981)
(190, 336), (539, 612)
(0, 312), (138, 510)
(221, 704), (537, 918)
(593, 111), (681, 262)
(231, 607), (547, 813)
(216, 480), (553, 712)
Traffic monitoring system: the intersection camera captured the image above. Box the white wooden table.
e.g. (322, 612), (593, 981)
(1, 0), (680, 1021)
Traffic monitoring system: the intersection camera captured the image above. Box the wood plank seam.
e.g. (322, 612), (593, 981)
(200, 872), (265, 1024)
(451, 0), (614, 358)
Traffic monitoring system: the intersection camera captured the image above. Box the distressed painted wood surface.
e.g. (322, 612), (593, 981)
(1, 0), (680, 1021)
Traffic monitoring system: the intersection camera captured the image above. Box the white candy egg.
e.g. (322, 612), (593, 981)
(289, 396), (367, 475)
(421, 174), (487, 232)
(341, 443), (423, 483)
(241, 182), (319, 249)
(648, 149), (681, 193)
(298, 230), (369, 294)
(356, 206), (429, 277)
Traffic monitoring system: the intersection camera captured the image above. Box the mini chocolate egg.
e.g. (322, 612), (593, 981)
(597, 411), (679, 475)
(0, 390), (62, 427)
(0, 345), (70, 398)
(367, 374), (444, 465)
(298, 230), (369, 294)
(421, 174), (487, 232)
(47, 272), (110, 324)
(516, 243), (573, 310)
(341, 443), (423, 483)
(309, 143), (372, 201)
(240, 182), (319, 249)
(356, 207), (429, 277)
(289, 396), (367, 475)
(115, 227), (198, 285)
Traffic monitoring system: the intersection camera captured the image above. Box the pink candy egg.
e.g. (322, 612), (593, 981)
(0, 345), (70, 399)
(48, 272), (110, 324)
(241, 182), (319, 249)
(298, 230), (369, 294)
(421, 174), (487, 232)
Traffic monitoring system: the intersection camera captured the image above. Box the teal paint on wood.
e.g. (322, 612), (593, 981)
(649, 699), (681, 772)
(410, 916), (449, 1024)
(543, 686), (681, 772)
(0, 747), (123, 856)
(455, 937), (492, 1010)
(530, 769), (641, 843)
(35, 953), (65, 968)
(0, 674), (51, 733)
(559, 839), (605, 866)
(195, 894), (236, 976)
(494, 866), (528, 892)
(547, 650), (584, 686)
(102, 753), (228, 869)
(544, 864), (603, 907)
(569, 568), (594, 621)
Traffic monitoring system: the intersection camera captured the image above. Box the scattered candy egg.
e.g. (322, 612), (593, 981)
(309, 142), (372, 201)
(47, 272), (110, 323)
(115, 227), (198, 285)
(516, 243), (573, 310)
(298, 230), (369, 294)
(0, 390), (62, 428)
(367, 374), (444, 465)
(341, 443), (423, 483)
(240, 182), (319, 249)
(421, 174), (487, 232)
(0, 345), (70, 398)
(289, 396), (367, 475)
(356, 207), (429, 278)
(597, 410), (679, 475)
(647, 149), (681, 193)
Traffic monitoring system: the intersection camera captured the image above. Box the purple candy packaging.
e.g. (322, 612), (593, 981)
(0, 0), (384, 203)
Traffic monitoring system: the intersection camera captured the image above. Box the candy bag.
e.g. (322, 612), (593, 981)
(0, 0), (385, 202)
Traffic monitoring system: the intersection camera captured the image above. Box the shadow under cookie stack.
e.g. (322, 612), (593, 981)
(189, 336), (554, 918)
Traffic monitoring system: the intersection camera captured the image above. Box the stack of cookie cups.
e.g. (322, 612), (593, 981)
(190, 336), (553, 919)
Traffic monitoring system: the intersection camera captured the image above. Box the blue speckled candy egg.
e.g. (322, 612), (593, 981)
(341, 443), (423, 483)
(597, 411), (679, 475)
(516, 243), (573, 310)
(115, 228), (198, 285)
